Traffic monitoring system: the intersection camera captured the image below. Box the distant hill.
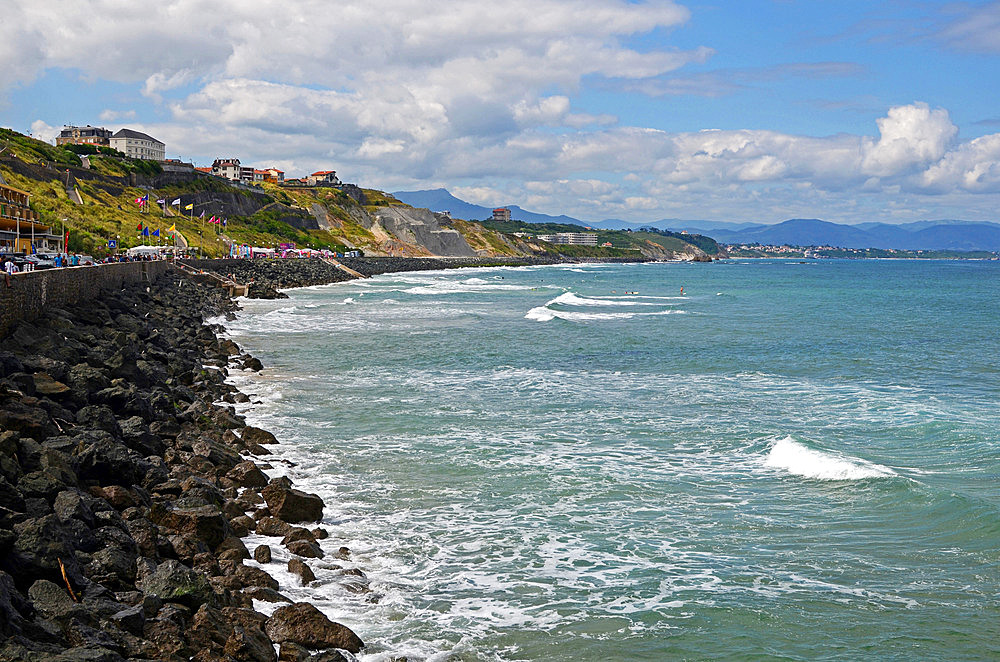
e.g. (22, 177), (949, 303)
(709, 218), (1000, 251)
(394, 188), (1000, 252)
(392, 189), (586, 225)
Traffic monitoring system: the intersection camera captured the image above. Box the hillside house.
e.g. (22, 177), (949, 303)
(57, 125), (112, 147)
(262, 167), (284, 183)
(307, 170), (340, 186)
(212, 158), (242, 180)
(492, 208), (511, 222)
(110, 129), (165, 161)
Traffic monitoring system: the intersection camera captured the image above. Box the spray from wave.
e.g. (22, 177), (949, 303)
(764, 437), (896, 481)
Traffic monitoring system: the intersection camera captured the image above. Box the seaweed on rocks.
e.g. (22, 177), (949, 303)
(0, 271), (364, 661)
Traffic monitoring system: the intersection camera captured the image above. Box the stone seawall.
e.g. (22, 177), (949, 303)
(0, 262), (171, 339)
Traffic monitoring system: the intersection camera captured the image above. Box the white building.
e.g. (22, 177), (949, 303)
(536, 233), (599, 245)
(110, 129), (165, 160)
(212, 158), (242, 180)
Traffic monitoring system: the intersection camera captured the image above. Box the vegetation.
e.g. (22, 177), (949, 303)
(477, 218), (719, 257)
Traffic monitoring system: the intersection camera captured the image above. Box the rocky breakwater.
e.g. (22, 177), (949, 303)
(0, 271), (365, 661)
(182, 259), (353, 300)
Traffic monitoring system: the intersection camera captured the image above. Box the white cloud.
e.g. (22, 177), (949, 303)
(99, 109), (137, 122)
(860, 103), (956, 177)
(29, 120), (58, 144)
(3, 3), (1000, 223)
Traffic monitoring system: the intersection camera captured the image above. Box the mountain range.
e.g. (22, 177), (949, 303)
(392, 189), (1000, 252)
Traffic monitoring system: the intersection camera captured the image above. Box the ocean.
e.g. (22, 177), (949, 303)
(221, 259), (1000, 661)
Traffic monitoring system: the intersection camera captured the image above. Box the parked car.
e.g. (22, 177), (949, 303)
(9, 254), (39, 270)
(34, 253), (59, 269)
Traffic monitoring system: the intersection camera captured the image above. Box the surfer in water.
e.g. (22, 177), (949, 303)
(680, 286), (684, 296)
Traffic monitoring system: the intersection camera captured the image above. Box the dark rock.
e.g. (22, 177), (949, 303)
(253, 545), (272, 564)
(136, 560), (214, 610)
(261, 478), (323, 524)
(76, 405), (123, 438)
(0, 570), (29, 637)
(28, 578), (81, 620)
(265, 602), (363, 653)
(242, 426), (278, 446)
(227, 461), (269, 488)
(149, 503), (230, 549)
(287, 559), (316, 586)
(256, 516), (293, 537)
(33, 372), (71, 397)
(285, 540), (323, 559)
(242, 586), (291, 604)
(235, 565), (279, 591)
(110, 604), (145, 636)
(229, 515), (255, 537)
(7, 514), (84, 590)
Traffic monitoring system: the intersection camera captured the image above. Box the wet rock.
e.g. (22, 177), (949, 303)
(235, 565), (279, 591)
(257, 516), (293, 537)
(226, 461), (269, 488)
(243, 586), (291, 604)
(285, 540), (323, 559)
(287, 559), (315, 586)
(253, 545), (272, 564)
(229, 515), (255, 537)
(242, 426), (278, 446)
(261, 478), (323, 524)
(264, 602), (363, 653)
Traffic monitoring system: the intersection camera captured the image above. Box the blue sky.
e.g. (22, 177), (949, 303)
(2, 1), (1000, 224)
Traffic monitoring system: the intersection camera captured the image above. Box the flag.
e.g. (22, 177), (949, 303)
(184, 204), (193, 211)
(156, 199), (165, 204)
(142, 227), (149, 237)
(168, 224), (176, 232)
(222, 218), (227, 227)
(171, 198), (181, 206)
(209, 216), (216, 224)
(200, 210), (205, 218)
(134, 194), (148, 206)
(151, 229), (160, 237)
(137, 222), (143, 231)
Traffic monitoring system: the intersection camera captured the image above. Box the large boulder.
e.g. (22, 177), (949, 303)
(137, 560), (214, 610)
(264, 602), (363, 653)
(149, 503), (230, 549)
(261, 478), (323, 524)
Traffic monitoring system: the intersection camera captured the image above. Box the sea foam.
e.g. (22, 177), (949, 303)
(764, 437), (896, 481)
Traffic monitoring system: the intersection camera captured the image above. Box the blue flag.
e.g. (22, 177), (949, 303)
(151, 229), (160, 237)
(142, 227), (149, 237)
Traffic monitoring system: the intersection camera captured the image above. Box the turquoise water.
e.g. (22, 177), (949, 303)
(224, 260), (1000, 661)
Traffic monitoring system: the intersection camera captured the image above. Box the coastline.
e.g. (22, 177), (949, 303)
(0, 255), (658, 660)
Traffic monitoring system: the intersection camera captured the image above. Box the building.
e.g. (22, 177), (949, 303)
(109, 129), (165, 161)
(492, 208), (511, 222)
(262, 167), (284, 183)
(212, 158), (242, 180)
(0, 183), (63, 253)
(56, 125), (112, 147)
(536, 233), (599, 246)
(306, 170), (340, 186)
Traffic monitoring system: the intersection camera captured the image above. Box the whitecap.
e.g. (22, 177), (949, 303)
(764, 437), (896, 481)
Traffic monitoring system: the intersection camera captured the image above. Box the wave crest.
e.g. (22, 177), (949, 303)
(764, 437), (896, 481)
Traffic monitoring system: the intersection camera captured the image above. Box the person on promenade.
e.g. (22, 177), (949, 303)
(70, 254), (80, 266)
(4, 258), (18, 275)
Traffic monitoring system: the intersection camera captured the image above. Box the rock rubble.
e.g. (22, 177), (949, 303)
(0, 271), (364, 661)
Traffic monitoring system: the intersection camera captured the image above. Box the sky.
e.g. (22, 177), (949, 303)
(2, 0), (1000, 224)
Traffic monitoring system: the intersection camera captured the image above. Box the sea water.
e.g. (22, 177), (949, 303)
(222, 260), (1000, 661)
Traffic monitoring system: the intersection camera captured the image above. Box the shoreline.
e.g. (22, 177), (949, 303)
(0, 268), (368, 660)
